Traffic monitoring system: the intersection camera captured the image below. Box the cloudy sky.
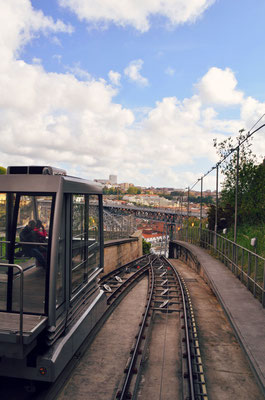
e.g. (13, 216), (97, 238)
(1, 0), (265, 190)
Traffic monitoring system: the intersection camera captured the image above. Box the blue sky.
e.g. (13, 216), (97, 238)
(1, 0), (265, 190)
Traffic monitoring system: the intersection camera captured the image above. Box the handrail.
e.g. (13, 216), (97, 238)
(0, 263), (24, 342)
(178, 226), (265, 263)
(174, 227), (265, 306)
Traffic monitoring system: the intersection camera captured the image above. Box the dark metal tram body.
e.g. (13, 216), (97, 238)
(0, 166), (107, 381)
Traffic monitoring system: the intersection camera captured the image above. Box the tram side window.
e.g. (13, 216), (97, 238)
(56, 201), (65, 308)
(0, 194), (53, 314)
(71, 194), (100, 294)
(0, 193), (16, 263)
(15, 195), (53, 314)
(88, 195), (99, 243)
(16, 195), (52, 270)
(0, 193), (8, 264)
(0, 193), (12, 311)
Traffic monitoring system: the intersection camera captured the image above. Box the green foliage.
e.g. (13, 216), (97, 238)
(142, 238), (151, 254)
(207, 204), (234, 231)
(183, 216), (207, 228)
(224, 224), (265, 258)
(159, 194), (174, 200)
(103, 187), (119, 195)
(213, 131), (265, 225)
(189, 195), (213, 205)
(0, 166), (6, 174)
(170, 191), (183, 197)
(127, 186), (141, 195)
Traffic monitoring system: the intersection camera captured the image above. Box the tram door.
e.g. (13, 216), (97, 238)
(0, 193), (54, 315)
(70, 194), (101, 296)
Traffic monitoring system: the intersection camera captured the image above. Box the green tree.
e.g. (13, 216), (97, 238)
(213, 131), (264, 225)
(207, 204), (234, 231)
(0, 166), (6, 174)
(127, 186), (141, 195)
(170, 191), (183, 196)
(189, 195), (213, 205)
(142, 238), (151, 254)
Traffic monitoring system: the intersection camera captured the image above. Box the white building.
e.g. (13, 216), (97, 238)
(109, 175), (117, 185)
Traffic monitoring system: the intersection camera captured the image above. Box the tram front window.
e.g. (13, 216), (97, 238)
(71, 194), (100, 294)
(0, 193), (53, 314)
(0, 193), (11, 311)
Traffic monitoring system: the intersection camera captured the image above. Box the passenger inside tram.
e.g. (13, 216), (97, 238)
(34, 219), (48, 242)
(19, 220), (47, 268)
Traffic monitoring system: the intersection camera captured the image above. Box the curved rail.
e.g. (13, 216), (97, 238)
(99, 254), (153, 305)
(117, 258), (156, 400)
(99, 254), (150, 286)
(116, 255), (207, 400)
(161, 256), (195, 400)
(162, 256), (208, 400)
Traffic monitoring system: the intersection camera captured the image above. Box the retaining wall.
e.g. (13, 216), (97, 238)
(103, 231), (142, 276)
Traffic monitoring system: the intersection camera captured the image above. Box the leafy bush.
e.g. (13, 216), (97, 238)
(142, 238), (151, 254)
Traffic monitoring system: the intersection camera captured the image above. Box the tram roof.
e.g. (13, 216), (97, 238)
(0, 167), (102, 194)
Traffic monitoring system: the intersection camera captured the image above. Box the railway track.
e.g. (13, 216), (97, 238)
(1, 254), (207, 400)
(99, 254), (154, 306)
(37, 254), (154, 400)
(115, 256), (208, 400)
(47, 254), (207, 399)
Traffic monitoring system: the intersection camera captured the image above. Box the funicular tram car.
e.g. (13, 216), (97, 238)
(0, 166), (107, 382)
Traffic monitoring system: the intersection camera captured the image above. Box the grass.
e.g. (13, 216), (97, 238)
(183, 217), (265, 259)
(225, 223), (265, 259)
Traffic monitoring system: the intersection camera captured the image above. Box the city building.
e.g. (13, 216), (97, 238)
(109, 175), (117, 185)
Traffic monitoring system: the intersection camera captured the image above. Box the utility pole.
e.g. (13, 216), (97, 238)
(214, 164), (219, 248)
(234, 146), (240, 243)
(200, 177), (203, 228)
(187, 187), (190, 218)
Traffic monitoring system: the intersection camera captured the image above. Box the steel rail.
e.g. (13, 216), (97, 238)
(99, 254), (150, 285)
(161, 256), (196, 400)
(118, 258), (156, 400)
(37, 258), (154, 400)
(107, 260), (151, 305)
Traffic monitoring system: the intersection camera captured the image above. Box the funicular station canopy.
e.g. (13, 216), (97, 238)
(0, 166), (105, 381)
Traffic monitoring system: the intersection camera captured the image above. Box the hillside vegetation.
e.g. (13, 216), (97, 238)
(207, 132), (265, 258)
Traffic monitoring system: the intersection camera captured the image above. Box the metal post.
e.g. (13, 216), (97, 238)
(200, 177), (203, 228)
(187, 187), (190, 219)
(234, 146), (239, 243)
(214, 165), (219, 249)
(165, 223), (168, 256)
(180, 194), (183, 228)
(187, 187), (190, 241)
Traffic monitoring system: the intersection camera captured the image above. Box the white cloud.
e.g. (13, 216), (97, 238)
(108, 70), (121, 86)
(0, 1), (134, 178)
(196, 67), (244, 106)
(0, 0), (73, 62)
(0, 1), (264, 189)
(65, 63), (92, 81)
(32, 57), (42, 65)
(240, 96), (265, 127)
(124, 59), (148, 86)
(58, 0), (216, 32)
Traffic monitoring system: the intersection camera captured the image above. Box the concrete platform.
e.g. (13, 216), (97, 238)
(171, 240), (265, 397)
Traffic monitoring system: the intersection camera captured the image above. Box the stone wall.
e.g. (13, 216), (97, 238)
(103, 231), (143, 276)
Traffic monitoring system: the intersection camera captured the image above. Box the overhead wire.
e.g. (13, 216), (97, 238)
(183, 116), (265, 191)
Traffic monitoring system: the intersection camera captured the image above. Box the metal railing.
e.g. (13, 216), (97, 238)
(104, 230), (134, 242)
(0, 263), (24, 340)
(174, 227), (265, 307)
